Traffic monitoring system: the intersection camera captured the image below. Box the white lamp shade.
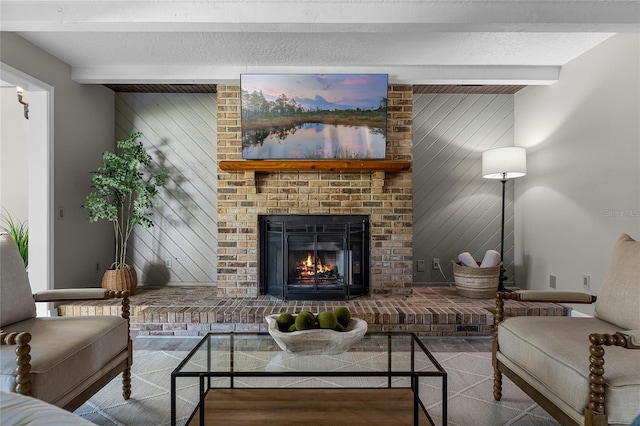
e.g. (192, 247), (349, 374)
(482, 147), (527, 179)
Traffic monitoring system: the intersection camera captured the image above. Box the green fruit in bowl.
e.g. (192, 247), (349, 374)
(295, 311), (316, 330)
(276, 313), (295, 331)
(288, 324), (297, 332)
(334, 323), (346, 332)
(317, 311), (338, 329)
(333, 306), (351, 327)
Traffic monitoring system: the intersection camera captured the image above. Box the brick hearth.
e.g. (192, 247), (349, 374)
(58, 286), (571, 337)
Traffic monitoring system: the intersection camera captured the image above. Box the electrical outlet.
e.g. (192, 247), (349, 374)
(549, 274), (556, 289)
(432, 258), (440, 270)
(583, 274), (590, 289)
(165, 258), (172, 269)
(416, 260), (425, 272)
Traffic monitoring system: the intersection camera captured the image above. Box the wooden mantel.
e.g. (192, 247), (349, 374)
(218, 160), (411, 173)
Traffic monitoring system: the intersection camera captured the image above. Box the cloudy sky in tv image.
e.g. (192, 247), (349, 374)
(241, 74), (388, 111)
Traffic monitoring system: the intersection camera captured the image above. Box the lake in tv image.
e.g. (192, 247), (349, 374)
(241, 74), (388, 160)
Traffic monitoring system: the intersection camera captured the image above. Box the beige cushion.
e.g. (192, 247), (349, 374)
(498, 316), (640, 425)
(0, 233), (36, 327)
(0, 316), (128, 406)
(594, 233), (640, 330)
(0, 391), (96, 425)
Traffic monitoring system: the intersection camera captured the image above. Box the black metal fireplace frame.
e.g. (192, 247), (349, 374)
(259, 214), (370, 301)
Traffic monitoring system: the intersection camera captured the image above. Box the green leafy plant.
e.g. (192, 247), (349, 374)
(83, 131), (168, 270)
(1, 209), (28, 268)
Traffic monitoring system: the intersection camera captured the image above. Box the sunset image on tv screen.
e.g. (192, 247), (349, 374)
(241, 74), (388, 160)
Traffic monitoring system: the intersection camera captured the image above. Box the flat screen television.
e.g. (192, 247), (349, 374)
(241, 74), (388, 160)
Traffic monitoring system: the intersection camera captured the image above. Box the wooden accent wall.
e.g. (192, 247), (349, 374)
(216, 85), (413, 297)
(412, 93), (516, 285)
(119, 93), (218, 286)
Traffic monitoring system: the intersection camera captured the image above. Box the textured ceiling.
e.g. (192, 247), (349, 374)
(2, 0), (638, 85)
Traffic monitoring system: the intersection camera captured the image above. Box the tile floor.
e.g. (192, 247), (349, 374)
(133, 333), (555, 425)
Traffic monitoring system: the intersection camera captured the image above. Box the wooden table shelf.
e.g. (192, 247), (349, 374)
(219, 160), (411, 173)
(189, 389), (430, 425)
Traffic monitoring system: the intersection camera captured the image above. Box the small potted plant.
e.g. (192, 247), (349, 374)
(83, 131), (168, 294)
(1, 209), (29, 269)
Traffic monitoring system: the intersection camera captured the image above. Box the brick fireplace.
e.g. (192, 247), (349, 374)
(216, 85), (413, 298)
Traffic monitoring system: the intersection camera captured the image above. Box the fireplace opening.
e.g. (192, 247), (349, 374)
(259, 215), (369, 300)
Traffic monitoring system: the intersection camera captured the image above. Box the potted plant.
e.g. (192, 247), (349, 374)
(1, 209), (29, 269)
(83, 131), (168, 294)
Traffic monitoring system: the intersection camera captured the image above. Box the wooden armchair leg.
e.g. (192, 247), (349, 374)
(118, 290), (132, 400)
(122, 366), (131, 400)
(493, 369), (503, 401)
(492, 294), (506, 401)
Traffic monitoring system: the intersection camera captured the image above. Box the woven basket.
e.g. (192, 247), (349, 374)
(102, 263), (137, 294)
(452, 261), (500, 299)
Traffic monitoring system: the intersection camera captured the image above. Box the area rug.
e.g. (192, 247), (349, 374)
(74, 350), (559, 425)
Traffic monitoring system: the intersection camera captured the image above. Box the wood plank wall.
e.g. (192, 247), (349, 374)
(112, 90), (518, 289)
(115, 93), (218, 285)
(412, 93), (516, 285)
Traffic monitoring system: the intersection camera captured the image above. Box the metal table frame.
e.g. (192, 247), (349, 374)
(171, 332), (447, 426)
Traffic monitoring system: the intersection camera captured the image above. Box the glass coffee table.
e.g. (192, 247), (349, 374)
(171, 332), (447, 425)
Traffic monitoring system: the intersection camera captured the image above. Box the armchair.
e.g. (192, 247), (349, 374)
(493, 234), (640, 425)
(0, 233), (133, 411)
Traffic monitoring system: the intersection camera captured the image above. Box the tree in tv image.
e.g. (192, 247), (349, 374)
(241, 74), (388, 160)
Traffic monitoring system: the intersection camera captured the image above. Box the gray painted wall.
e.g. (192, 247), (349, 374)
(412, 93), (516, 286)
(1, 32), (115, 290)
(115, 93), (218, 286)
(514, 33), (640, 315)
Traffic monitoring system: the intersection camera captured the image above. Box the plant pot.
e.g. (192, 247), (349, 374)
(102, 263), (137, 294)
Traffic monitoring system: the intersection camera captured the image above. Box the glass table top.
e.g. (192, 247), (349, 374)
(173, 332), (445, 376)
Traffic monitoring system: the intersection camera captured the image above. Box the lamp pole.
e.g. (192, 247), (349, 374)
(482, 147), (526, 293)
(499, 174), (508, 292)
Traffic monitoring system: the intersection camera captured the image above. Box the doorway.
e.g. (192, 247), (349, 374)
(1, 62), (53, 314)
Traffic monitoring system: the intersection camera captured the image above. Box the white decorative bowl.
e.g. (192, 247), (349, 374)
(265, 314), (368, 356)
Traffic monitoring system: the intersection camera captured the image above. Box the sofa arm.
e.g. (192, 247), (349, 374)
(0, 331), (32, 396)
(617, 330), (640, 348)
(585, 331), (637, 422)
(494, 291), (597, 329)
(514, 290), (596, 304)
(33, 288), (128, 302)
(33, 289), (130, 322)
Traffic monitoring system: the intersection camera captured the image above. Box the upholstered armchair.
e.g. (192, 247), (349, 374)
(0, 233), (133, 411)
(493, 234), (640, 425)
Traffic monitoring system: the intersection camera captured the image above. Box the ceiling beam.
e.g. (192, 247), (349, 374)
(74, 65), (560, 86)
(103, 83), (526, 94)
(2, 0), (639, 33)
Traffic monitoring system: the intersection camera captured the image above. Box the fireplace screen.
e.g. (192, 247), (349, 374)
(259, 215), (369, 300)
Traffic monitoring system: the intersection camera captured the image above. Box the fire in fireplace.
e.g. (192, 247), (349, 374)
(295, 252), (337, 282)
(259, 215), (369, 300)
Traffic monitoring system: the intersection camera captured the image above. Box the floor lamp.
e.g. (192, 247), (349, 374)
(482, 147), (527, 292)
